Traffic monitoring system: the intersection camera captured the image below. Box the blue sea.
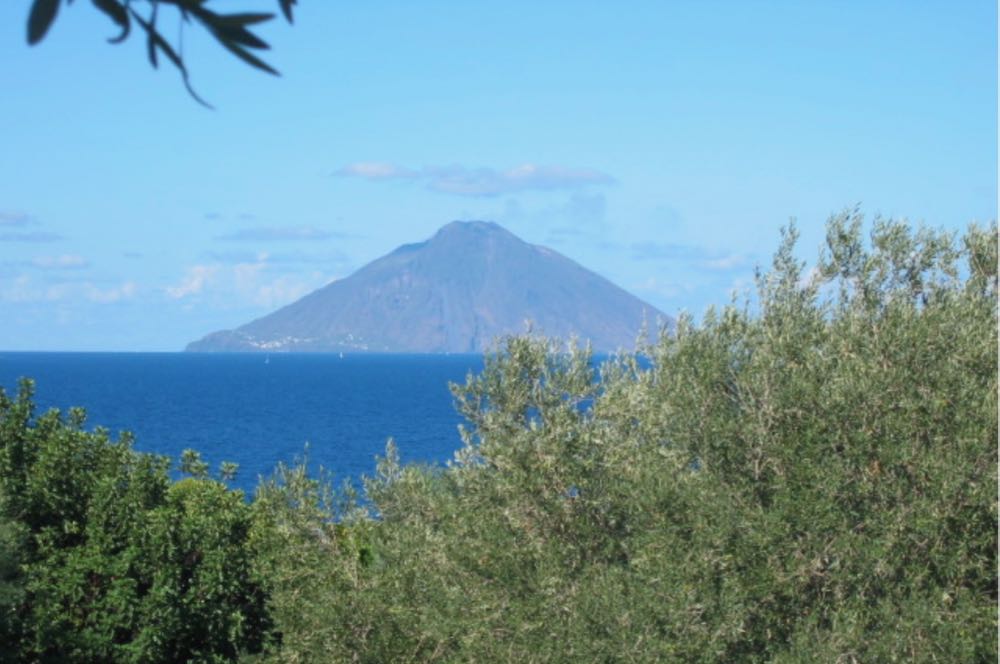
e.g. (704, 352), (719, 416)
(0, 353), (484, 494)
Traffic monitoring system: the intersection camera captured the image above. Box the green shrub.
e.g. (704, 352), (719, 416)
(259, 213), (997, 662)
(0, 385), (268, 663)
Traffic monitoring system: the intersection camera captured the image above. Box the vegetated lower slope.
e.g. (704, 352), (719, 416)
(1, 213), (995, 663)
(186, 220), (667, 353)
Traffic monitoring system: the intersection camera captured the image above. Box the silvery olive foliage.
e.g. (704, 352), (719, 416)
(255, 212), (996, 662)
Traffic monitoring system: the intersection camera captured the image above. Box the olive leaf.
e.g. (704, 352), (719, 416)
(90, 0), (130, 44)
(27, 0), (61, 45)
(26, 0), (297, 106)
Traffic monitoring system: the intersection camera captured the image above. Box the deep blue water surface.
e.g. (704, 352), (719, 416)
(0, 353), (483, 493)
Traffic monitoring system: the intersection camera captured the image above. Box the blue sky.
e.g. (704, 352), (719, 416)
(0, 0), (995, 351)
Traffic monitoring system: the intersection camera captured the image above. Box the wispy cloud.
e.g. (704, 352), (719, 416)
(336, 162), (615, 197)
(336, 162), (417, 180)
(631, 241), (749, 272)
(0, 231), (62, 243)
(703, 255), (748, 271)
(1, 275), (137, 304)
(231, 261), (323, 308)
(82, 282), (138, 304)
(631, 242), (697, 261)
(31, 254), (89, 270)
(430, 164), (613, 196)
(204, 250), (266, 264)
(0, 211), (36, 227)
(634, 277), (694, 300)
(214, 226), (342, 242)
(164, 256), (338, 309)
(204, 212), (257, 221)
(538, 193), (609, 244)
(0, 211), (62, 242)
(1, 254), (90, 271)
(202, 210), (257, 221)
(205, 249), (350, 266)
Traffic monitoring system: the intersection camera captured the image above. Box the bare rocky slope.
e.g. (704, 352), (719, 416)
(185, 221), (668, 353)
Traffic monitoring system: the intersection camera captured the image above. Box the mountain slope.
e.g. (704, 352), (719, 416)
(186, 221), (668, 353)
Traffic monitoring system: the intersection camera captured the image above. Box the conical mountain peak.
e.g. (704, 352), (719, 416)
(186, 222), (669, 353)
(429, 220), (520, 246)
(435, 220), (506, 236)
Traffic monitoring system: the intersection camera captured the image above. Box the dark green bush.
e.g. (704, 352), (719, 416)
(0, 385), (268, 663)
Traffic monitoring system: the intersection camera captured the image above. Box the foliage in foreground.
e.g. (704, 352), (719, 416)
(256, 214), (997, 662)
(0, 391), (268, 662)
(25, 0), (297, 106)
(0, 212), (995, 662)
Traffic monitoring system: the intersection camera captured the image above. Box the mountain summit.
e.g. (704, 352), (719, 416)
(185, 221), (667, 353)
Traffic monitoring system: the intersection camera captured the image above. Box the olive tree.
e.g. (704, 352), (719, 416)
(257, 213), (997, 662)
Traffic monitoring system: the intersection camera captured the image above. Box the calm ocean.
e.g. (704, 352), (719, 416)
(0, 352), (484, 494)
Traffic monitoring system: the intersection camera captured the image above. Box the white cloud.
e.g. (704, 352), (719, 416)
(214, 226), (341, 242)
(165, 265), (217, 299)
(1, 275), (35, 302)
(248, 274), (319, 308)
(165, 258), (335, 310)
(233, 260), (266, 292)
(231, 259), (330, 307)
(80, 281), (137, 303)
(336, 162), (614, 197)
